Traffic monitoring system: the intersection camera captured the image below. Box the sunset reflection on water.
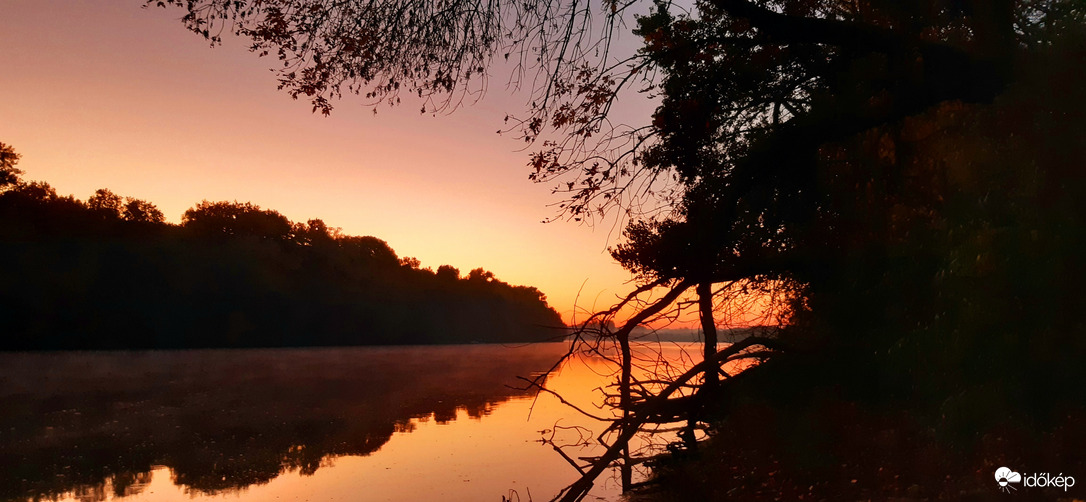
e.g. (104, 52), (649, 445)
(3, 342), (724, 502)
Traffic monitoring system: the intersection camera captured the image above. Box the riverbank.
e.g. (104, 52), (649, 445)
(630, 395), (1086, 501)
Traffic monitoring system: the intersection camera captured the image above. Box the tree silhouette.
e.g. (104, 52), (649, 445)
(0, 151), (565, 350)
(435, 264), (460, 281)
(147, 0), (608, 115)
(551, 2), (1086, 499)
(182, 200), (293, 240)
(87, 188), (125, 218)
(143, 0), (1086, 498)
(122, 196), (166, 223)
(338, 235), (398, 262)
(0, 142), (21, 189)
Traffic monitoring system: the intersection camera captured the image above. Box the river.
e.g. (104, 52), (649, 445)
(0, 342), (712, 502)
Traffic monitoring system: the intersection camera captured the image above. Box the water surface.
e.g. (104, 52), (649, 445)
(2, 343), (694, 502)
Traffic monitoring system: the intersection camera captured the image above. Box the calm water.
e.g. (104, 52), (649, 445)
(0, 342), (713, 502)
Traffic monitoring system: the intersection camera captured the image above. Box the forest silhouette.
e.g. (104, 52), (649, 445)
(0, 146), (564, 350)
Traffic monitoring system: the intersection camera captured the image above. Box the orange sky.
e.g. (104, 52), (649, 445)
(0, 0), (658, 324)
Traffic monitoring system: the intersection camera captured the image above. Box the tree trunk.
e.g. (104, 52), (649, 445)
(697, 281), (718, 387)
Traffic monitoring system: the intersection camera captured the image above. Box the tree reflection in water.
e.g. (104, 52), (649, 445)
(0, 344), (566, 501)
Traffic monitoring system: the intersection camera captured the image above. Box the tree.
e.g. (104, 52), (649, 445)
(0, 142), (22, 190)
(148, 0), (1086, 498)
(182, 200), (292, 240)
(122, 197), (166, 223)
(146, 0), (616, 115)
(398, 256), (422, 269)
(466, 267), (495, 283)
(146, 0), (1069, 233)
(337, 234), (399, 266)
(435, 264), (460, 281)
(553, 2), (1085, 498)
(291, 218), (336, 246)
(87, 188), (125, 218)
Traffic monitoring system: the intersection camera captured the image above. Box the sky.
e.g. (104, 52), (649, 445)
(0, 0), (659, 325)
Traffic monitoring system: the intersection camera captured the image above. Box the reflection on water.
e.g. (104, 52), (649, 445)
(0, 343), (709, 502)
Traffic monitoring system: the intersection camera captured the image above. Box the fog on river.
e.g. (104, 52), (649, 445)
(0, 342), (720, 502)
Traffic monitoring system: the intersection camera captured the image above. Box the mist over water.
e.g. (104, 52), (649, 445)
(2, 343), (703, 502)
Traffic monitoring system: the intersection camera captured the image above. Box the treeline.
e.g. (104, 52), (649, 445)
(0, 144), (565, 350)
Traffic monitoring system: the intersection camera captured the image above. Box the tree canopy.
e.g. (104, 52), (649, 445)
(0, 142), (21, 189)
(151, 0), (1086, 411)
(144, 0), (1086, 498)
(147, 0), (1076, 218)
(0, 149), (565, 350)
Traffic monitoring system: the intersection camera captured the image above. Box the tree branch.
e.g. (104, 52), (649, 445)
(555, 335), (785, 502)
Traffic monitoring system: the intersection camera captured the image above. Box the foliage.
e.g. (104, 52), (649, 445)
(549, 2), (1084, 497)
(183, 199), (293, 240)
(146, 0), (631, 117)
(0, 149), (565, 350)
(594, 16), (1086, 502)
(139, 1), (1086, 497)
(597, 0), (1086, 393)
(0, 142), (22, 189)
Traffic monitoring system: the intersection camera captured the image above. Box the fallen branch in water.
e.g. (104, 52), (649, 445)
(552, 335), (786, 502)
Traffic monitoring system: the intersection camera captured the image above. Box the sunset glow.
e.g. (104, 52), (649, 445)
(4, 2), (1083, 501)
(0, 0), (637, 325)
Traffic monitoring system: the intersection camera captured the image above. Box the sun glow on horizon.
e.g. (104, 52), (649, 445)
(0, 0), (643, 326)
